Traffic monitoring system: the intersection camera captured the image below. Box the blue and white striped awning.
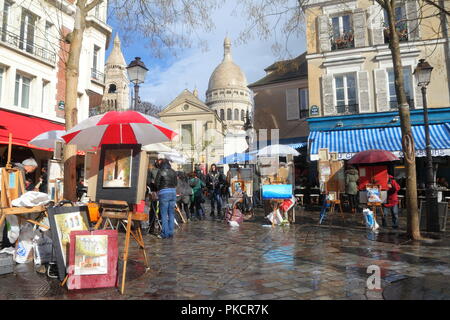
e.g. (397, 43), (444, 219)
(308, 123), (450, 160)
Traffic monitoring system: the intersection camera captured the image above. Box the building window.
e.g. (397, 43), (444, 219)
(95, 4), (100, 19)
(335, 73), (357, 114)
(20, 9), (36, 54)
(227, 109), (232, 120)
(44, 21), (52, 50)
(220, 109), (225, 120)
(241, 110), (245, 121)
(388, 67), (414, 109)
(331, 14), (354, 50)
(299, 88), (309, 118)
(108, 84), (117, 93)
(93, 45), (100, 72)
(14, 74), (31, 109)
(0, 68), (3, 102)
(1, 1), (11, 42)
(181, 124), (193, 146)
(41, 80), (49, 113)
(234, 109), (239, 121)
(384, 5), (408, 43)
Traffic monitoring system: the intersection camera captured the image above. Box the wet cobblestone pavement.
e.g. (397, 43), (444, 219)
(1, 207), (450, 300)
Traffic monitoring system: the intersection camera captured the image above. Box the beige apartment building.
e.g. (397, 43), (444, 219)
(304, 0), (450, 117)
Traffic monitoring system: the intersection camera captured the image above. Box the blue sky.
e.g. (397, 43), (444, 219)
(106, 1), (306, 108)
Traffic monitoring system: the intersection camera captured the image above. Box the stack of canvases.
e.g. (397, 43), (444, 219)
(46, 205), (119, 290)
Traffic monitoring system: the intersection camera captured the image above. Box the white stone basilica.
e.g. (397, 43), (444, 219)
(205, 37), (254, 156)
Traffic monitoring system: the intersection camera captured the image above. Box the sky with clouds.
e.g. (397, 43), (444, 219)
(107, 1), (306, 108)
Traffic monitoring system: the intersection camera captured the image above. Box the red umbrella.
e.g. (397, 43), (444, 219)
(348, 149), (399, 164)
(62, 111), (177, 150)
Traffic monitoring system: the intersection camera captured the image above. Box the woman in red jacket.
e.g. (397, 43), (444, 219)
(383, 175), (400, 229)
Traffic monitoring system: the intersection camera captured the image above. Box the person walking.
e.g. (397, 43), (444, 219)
(345, 166), (359, 213)
(176, 171), (193, 221)
(189, 171), (206, 220)
(206, 164), (226, 219)
(154, 159), (177, 238)
(383, 175), (401, 229)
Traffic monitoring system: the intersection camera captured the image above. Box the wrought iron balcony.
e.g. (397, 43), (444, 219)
(336, 104), (358, 115)
(91, 68), (105, 83)
(0, 27), (56, 65)
(331, 31), (355, 51)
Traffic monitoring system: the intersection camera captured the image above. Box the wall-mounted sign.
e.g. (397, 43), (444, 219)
(58, 101), (65, 110)
(310, 105), (319, 116)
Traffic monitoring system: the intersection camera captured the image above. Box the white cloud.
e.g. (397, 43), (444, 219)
(137, 1), (306, 107)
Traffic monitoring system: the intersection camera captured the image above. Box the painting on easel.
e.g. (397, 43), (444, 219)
(102, 149), (132, 188)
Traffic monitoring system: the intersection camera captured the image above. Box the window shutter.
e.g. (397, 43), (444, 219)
(352, 9), (367, 48)
(286, 88), (299, 120)
(374, 69), (389, 112)
(322, 75), (335, 116)
(414, 83), (423, 109)
(318, 15), (331, 52)
(406, 0), (420, 41)
(358, 71), (370, 112)
(368, 4), (384, 45)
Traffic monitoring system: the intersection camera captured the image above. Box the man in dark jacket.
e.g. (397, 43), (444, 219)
(154, 159), (177, 238)
(206, 164), (226, 218)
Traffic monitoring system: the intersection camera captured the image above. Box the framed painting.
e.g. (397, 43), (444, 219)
(47, 206), (90, 281)
(232, 180), (245, 194)
(327, 191), (337, 201)
(366, 184), (382, 203)
(67, 230), (118, 290)
(96, 144), (143, 203)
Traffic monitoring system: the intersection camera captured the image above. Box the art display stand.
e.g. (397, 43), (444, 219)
(93, 199), (149, 295)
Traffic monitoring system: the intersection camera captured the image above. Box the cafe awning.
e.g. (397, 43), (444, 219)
(308, 123), (450, 161)
(0, 109), (65, 151)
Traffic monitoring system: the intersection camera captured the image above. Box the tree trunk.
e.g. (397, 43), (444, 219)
(386, 2), (421, 240)
(63, 6), (87, 201)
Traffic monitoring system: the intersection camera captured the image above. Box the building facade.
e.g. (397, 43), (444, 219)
(0, 0), (111, 167)
(158, 89), (225, 171)
(205, 37), (254, 156)
(248, 52), (309, 148)
(304, 0), (450, 183)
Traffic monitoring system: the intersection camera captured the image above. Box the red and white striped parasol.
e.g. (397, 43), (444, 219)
(62, 111), (177, 150)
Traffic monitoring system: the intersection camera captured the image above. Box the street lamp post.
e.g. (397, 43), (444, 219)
(126, 57), (149, 110)
(243, 110), (253, 168)
(414, 59), (440, 232)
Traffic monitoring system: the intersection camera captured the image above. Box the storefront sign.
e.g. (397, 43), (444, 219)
(310, 105), (319, 116)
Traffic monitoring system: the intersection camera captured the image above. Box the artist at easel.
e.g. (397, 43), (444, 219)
(1, 133), (39, 249)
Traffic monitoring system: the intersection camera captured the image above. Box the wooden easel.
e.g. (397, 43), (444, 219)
(370, 202), (384, 223)
(94, 199), (149, 295)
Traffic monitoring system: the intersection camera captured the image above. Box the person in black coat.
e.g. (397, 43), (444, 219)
(206, 164), (226, 218)
(176, 171), (192, 221)
(154, 159), (177, 238)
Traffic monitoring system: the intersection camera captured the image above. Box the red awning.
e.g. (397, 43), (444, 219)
(0, 109), (65, 151)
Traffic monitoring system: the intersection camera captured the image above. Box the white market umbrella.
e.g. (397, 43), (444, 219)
(161, 151), (187, 164)
(142, 142), (173, 153)
(29, 130), (66, 149)
(257, 144), (300, 157)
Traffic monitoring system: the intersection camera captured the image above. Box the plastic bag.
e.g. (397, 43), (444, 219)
(15, 223), (35, 264)
(11, 191), (50, 207)
(5, 215), (20, 244)
(33, 230), (54, 265)
(266, 209), (284, 225)
(362, 208), (379, 231)
(228, 221), (239, 227)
